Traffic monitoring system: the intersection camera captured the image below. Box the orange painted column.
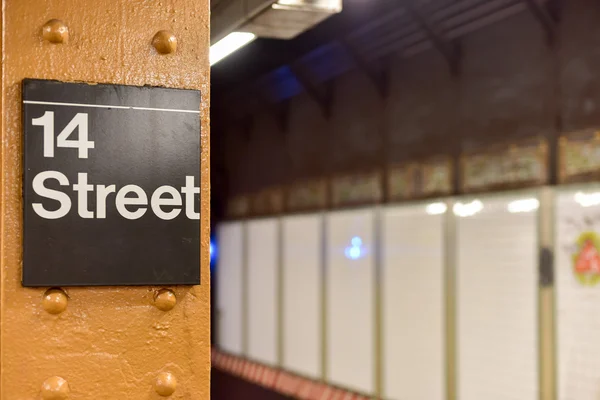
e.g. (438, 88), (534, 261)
(0, 1), (210, 399)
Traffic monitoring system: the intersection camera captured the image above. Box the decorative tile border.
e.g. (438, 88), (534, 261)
(287, 179), (328, 212)
(228, 139), (552, 218)
(388, 156), (453, 200)
(460, 139), (548, 192)
(331, 171), (383, 207)
(559, 129), (600, 183)
(421, 156), (453, 196)
(212, 348), (372, 400)
(251, 187), (284, 216)
(226, 195), (250, 219)
(388, 163), (417, 200)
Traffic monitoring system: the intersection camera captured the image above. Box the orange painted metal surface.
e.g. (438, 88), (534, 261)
(0, 1), (210, 398)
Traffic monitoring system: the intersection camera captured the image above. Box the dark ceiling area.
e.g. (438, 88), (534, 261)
(211, 0), (398, 90)
(211, 0), (559, 124)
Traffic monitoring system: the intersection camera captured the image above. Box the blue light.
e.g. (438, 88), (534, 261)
(351, 236), (362, 247)
(345, 236), (365, 260)
(209, 237), (217, 268)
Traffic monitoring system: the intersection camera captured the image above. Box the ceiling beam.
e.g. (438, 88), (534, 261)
(523, 0), (558, 43)
(288, 63), (333, 118)
(402, 0), (461, 75)
(339, 37), (390, 99)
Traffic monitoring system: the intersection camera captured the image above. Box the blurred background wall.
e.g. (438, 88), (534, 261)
(210, 1), (600, 399)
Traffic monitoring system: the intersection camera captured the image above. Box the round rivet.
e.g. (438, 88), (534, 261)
(152, 30), (177, 54)
(41, 376), (69, 400)
(42, 288), (68, 315)
(154, 289), (177, 311)
(42, 19), (69, 44)
(154, 372), (177, 397)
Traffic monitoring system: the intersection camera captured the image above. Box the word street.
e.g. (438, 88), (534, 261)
(33, 172), (199, 220)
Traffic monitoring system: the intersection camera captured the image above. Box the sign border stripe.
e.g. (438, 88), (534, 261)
(23, 100), (200, 114)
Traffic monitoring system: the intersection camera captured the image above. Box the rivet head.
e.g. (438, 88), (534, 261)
(154, 372), (177, 397)
(42, 288), (68, 315)
(152, 30), (177, 54)
(42, 19), (69, 44)
(41, 376), (70, 400)
(154, 289), (177, 311)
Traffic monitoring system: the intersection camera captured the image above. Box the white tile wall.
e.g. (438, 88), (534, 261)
(382, 203), (445, 400)
(456, 196), (538, 400)
(217, 222), (244, 355)
(326, 208), (375, 394)
(247, 218), (279, 365)
(282, 213), (323, 378)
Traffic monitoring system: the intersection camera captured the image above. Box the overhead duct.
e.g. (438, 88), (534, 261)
(211, 0), (342, 44)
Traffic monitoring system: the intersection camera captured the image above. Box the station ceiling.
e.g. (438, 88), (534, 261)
(211, 0), (559, 122)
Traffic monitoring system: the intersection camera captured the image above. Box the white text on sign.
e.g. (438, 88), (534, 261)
(30, 112), (200, 221)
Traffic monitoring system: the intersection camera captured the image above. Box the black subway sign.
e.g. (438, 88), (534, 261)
(22, 79), (201, 286)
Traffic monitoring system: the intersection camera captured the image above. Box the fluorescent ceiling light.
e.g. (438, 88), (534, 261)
(276, 0), (300, 5)
(507, 198), (539, 213)
(425, 202), (447, 215)
(210, 32), (256, 66)
(575, 191), (600, 207)
(273, 0), (340, 11)
(453, 200), (483, 217)
(273, 0), (302, 8)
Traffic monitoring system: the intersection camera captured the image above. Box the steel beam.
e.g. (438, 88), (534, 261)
(339, 37), (390, 99)
(289, 63), (333, 118)
(402, 0), (461, 75)
(523, 0), (558, 43)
